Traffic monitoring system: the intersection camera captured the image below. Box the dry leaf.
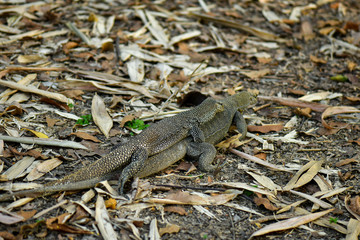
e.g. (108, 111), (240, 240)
(159, 223), (181, 236)
(254, 194), (279, 211)
(71, 132), (101, 143)
(95, 195), (118, 239)
(2, 156), (35, 180)
(17, 55), (46, 64)
(321, 106), (360, 129)
(91, 93), (113, 138)
(247, 124), (283, 133)
(284, 160), (323, 190)
(164, 206), (187, 215)
(250, 209), (333, 238)
(336, 158), (358, 167)
(26, 158), (62, 181)
(346, 218), (360, 240)
(22, 128), (48, 138)
(241, 69), (271, 80)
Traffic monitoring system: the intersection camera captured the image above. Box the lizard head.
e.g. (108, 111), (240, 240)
(228, 91), (257, 110)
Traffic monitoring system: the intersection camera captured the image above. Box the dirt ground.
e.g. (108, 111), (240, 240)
(0, 0), (359, 239)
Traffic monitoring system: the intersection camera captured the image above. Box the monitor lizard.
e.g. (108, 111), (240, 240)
(0, 91), (256, 201)
(136, 91), (257, 177)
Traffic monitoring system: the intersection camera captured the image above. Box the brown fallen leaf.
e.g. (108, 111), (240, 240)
(241, 69), (272, 80)
(310, 55), (327, 64)
(301, 19), (315, 41)
(40, 97), (70, 112)
(164, 206), (188, 215)
(59, 89), (84, 100)
(71, 132), (101, 143)
(294, 107), (312, 118)
(321, 106), (360, 129)
(336, 158), (359, 167)
(254, 193), (279, 211)
(120, 114), (135, 128)
(159, 223), (181, 236)
(45, 116), (59, 127)
(0, 231), (16, 240)
(250, 209), (334, 238)
(247, 124), (283, 133)
(0, 209), (25, 225)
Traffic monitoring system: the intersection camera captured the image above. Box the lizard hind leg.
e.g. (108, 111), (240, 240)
(118, 147), (148, 196)
(187, 142), (217, 172)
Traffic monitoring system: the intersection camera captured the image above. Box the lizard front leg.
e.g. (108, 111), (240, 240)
(234, 111), (247, 140)
(187, 141), (217, 172)
(118, 147), (148, 195)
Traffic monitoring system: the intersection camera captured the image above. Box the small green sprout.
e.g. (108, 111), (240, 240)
(329, 217), (338, 223)
(76, 114), (92, 125)
(125, 119), (149, 131)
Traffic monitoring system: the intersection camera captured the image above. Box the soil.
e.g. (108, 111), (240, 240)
(0, 0), (359, 239)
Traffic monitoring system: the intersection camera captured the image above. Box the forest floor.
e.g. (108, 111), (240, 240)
(0, 0), (359, 239)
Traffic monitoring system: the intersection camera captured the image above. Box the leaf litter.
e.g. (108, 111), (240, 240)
(0, 0), (359, 239)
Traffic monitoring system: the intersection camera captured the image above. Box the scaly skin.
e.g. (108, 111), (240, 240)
(136, 91), (257, 177)
(0, 91), (256, 202)
(0, 96), (224, 201)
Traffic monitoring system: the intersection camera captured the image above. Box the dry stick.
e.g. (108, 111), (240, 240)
(257, 95), (329, 112)
(0, 135), (88, 150)
(0, 79), (73, 104)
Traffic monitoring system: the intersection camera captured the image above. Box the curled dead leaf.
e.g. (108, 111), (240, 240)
(321, 106), (360, 129)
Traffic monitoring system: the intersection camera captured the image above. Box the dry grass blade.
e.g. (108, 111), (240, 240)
(289, 190), (333, 209)
(246, 171), (281, 191)
(250, 209), (334, 238)
(230, 148), (293, 172)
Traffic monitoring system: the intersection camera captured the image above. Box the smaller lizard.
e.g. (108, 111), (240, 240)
(0, 95), (224, 201)
(0, 91), (255, 201)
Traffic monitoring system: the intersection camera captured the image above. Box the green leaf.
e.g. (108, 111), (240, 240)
(76, 114), (92, 125)
(330, 75), (348, 82)
(125, 119), (149, 131)
(329, 217), (338, 223)
(243, 190), (254, 197)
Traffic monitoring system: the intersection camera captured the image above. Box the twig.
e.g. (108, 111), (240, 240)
(0, 135), (88, 150)
(154, 184), (226, 192)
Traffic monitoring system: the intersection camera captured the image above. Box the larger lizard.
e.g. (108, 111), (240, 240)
(0, 91), (255, 201)
(136, 91), (257, 178)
